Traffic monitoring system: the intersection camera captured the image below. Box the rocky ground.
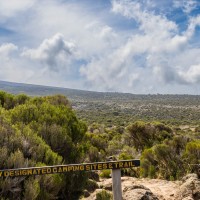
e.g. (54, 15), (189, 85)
(82, 174), (200, 200)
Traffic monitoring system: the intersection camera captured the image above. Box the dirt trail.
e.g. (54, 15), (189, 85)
(84, 176), (182, 200)
(131, 177), (181, 200)
(84, 173), (200, 200)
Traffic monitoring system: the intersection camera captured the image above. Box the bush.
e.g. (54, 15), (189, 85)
(126, 121), (173, 151)
(141, 143), (184, 180)
(85, 179), (99, 192)
(0, 92), (88, 199)
(96, 190), (112, 200)
(184, 140), (200, 164)
(100, 169), (111, 178)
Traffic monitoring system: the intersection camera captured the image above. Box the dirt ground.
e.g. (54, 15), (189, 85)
(84, 176), (182, 200)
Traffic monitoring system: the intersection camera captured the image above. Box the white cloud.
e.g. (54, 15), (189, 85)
(0, 1), (122, 90)
(0, 0), (200, 93)
(173, 0), (198, 14)
(186, 15), (200, 38)
(0, 43), (18, 57)
(178, 64), (200, 84)
(79, 0), (185, 91)
(79, 0), (200, 92)
(0, 0), (36, 19)
(22, 33), (76, 71)
(0, 43), (35, 82)
(0, 39), (80, 88)
(128, 73), (140, 87)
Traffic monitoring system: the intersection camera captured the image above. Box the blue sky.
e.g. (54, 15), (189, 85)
(0, 0), (200, 94)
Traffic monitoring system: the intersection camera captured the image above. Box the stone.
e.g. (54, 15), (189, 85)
(88, 171), (100, 182)
(123, 185), (159, 200)
(83, 190), (90, 198)
(175, 174), (200, 200)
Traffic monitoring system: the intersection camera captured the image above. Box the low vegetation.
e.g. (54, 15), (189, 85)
(0, 91), (87, 199)
(0, 90), (200, 199)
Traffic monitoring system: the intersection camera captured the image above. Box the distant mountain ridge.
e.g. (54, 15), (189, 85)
(0, 80), (107, 99)
(0, 80), (199, 98)
(0, 80), (168, 100)
(1, 80), (200, 126)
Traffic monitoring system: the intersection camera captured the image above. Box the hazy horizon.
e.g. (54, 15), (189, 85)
(1, 79), (200, 96)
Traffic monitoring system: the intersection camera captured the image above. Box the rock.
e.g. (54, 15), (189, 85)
(182, 197), (193, 200)
(182, 174), (198, 182)
(83, 190), (90, 198)
(123, 184), (159, 200)
(197, 167), (200, 179)
(86, 179), (99, 192)
(175, 174), (200, 200)
(88, 171), (100, 182)
(103, 182), (112, 191)
(98, 178), (113, 191)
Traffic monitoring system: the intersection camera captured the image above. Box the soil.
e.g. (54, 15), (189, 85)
(83, 174), (200, 200)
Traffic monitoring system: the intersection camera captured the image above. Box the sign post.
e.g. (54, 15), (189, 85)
(112, 169), (122, 200)
(0, 159), (140, 199)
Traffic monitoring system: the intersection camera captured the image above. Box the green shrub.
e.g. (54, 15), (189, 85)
(184, 140), (200, 164)
(96, 190), (112, 200)
(85, 179), (99, 192)
(126, 121), (173, 151)
(99, 169), (111, 178)
(170, 175), (175, 181)
(148, 165), (156, 178)
(0, 92), (88, 199)
(118, 152), (133, 160)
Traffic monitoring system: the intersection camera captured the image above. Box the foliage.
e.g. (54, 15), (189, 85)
(96, 190), (112, 200)
(140, 135), (194, 180)
(99, 170), (111, 178)
(85, 179), (99, 192)
(125, 121), (173, 151)
(0, 90), (200, 199)
(184, 140), (200, 165)
(0, 91), (87, 199)
(2, 81), (200, 126)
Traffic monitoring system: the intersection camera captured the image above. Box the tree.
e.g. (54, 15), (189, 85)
(0, 92), (88, 199)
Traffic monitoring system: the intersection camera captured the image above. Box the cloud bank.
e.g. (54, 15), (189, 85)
(0, 0), (200, 94)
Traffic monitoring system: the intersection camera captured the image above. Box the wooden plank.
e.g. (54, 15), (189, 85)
(0, 159), (140, 178)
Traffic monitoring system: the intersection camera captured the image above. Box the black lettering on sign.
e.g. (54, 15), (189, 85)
(0, 160), (140, 178)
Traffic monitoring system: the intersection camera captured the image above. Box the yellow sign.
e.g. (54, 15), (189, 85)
(0, 160), (140, 178)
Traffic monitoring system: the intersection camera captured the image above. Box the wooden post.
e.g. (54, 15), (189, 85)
(112, 169), (122, 200)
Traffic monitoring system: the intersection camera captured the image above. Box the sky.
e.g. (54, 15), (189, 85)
(0, 0), (200, 94)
